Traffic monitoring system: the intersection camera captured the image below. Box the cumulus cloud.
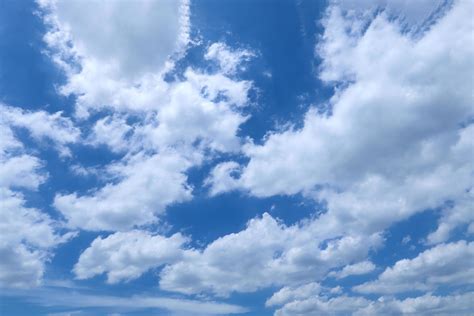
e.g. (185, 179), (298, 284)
(354, 292), (474, 316)
(51, 69), (252, 230)
(0, 110), (75, 287)
(38, 0), (190, 115)
(19, 1), (471, 314)
(208, 0), (474, 242)
(74, 230), (193, 283)
(204, 161), (242, 196)
(38, 1), (254, 231)
(54, 152), (193, 231)
(205, 42), (254, 75)
(265, 283), (323, 307)
(272, 292), (474, 316)
(158, 213), (382, 296)
(426, 186), (474, 245)
(273, 294), (369, 316)
(0, 103), (79, 156)
(327, 260), (376, 279)
(354, 240), (474, 294)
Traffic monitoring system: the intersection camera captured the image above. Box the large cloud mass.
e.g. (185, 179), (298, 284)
(208, 0), (474, 243)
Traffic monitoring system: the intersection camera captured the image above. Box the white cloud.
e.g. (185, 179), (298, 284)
(74, 230), (193, 283)
(38, 0), (254, 232)
(265, 283), (322, 307)
(354, 240), (474, 294)
(204, 161), (242, 196)
(205, 42), (254, 75)
(0, 111), (75, 287)
(208, 0), (474, 242)
(272, 292), (474, 316)
(54, 151), (193, 231)
(327, 260), (376, 279)
(0, 155), (45, 190)
(427, 183), (474, 245)
(44, 0), (189, 76)
(87, 115), (132, 153)
(39, 0), (190, 116)
(273, 294), (369, 316)
(50, 67), (252, 230)
(22, 1), (472, 312)
(0, 103), (79, 156)
(159, 213), (382, 296)
(10, 288), (248, 315)
(355, 292), (474, 316)
(0, 189), (72, 288)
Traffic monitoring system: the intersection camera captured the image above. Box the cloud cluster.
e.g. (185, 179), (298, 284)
(38, 0), (190, 116)
(355, 240), (474, 294)
(208, 0), (473, 243)
(0, 104), (77, 287)
(327, 260), (376, 280)
(73, 230), (192, 283)
(67, 4), (473, 315)
(158, 214), (382, 297)
(38, 0), (253, 232)
(272, 292), (474, 316)
(3, 1), (471, 315)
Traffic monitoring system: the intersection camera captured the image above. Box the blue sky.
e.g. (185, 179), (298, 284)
(0, 0), (473, 315)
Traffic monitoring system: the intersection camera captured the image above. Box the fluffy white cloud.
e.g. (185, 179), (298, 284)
(204, 161), (242, 196)
(0, 111), (75, 287)
(74, 230), (193, 283)
(272, 292), (474, 316)
(267, 241), (473, 315)
(0, 103), (79, 156)
(41, 0), (190, 76)
(159, 213), (382, 296)
(354, 240), (474, 294)
(273, 294), (369, 316)
(0, 190), (73, 288)
(265, 283), (322, 307)
(24, 2), (472, 313)
(205, 42), (254, 75)
(87, 115), (132, 153)
(51, 65), (249, 231)
(208, 0), (474, 241)
(327, 260), (376, 279)
(39, 0), (190, 116)
(0, 155), (45, 191)
(427, 187), (474, 245)
(38, 1), (254, 231)
(355, 292), (474, 316)
(51, 68), (252, 230)
(54, 151), (193, 231)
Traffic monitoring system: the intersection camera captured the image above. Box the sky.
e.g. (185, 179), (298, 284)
(0, 0), (473, 315)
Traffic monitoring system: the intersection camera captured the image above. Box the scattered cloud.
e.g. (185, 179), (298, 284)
(354, 240), (474, 294)
(327, 260), (376, 279)
(272, 292), (474, 316)
(37, 1), (254, 231)
(159, 213), (382, 296)
(0, 106), (75, 288)
(208, 0), (474, 244)
(205, 42), (254, 75)
(74, 230), (193, 283)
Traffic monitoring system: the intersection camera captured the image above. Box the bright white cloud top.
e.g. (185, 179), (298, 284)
(0, 0), (473, 315)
